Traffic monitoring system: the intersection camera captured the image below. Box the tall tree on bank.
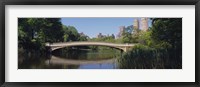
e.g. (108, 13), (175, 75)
(151, 18), (182, 65)
(43, 18), (64, 43)
(151, 18), (182, 46)
(18, 18), (64, 51)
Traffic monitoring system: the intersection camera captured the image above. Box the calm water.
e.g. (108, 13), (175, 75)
(18, 48), (120, 69)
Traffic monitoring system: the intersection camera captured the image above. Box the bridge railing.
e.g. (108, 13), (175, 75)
(46, 41), (137, 45)
(45, 41), (137, 47)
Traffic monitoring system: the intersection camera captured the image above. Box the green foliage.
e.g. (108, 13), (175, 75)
(62, 25), (89, 42)
(18, 18), (182, 69)
(78, 35), (88, 41)
(119, 25), (135, 43)
(118, 44), (181, 69)
(18, 18), (91, 57)
(151, 18), (182, 63)
(151, 18), (182, 47)
(121, 31), (133, 43)
(18, 18), (64, 55)
(137, 31), (153, 46)
(89, 35), (116, 43)
(118, 18), (182, 69)
(43, 18), (64, 42)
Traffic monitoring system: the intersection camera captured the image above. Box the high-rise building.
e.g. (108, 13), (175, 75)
(133, 18), (139, 30)
(117, 26), (125, 38)
(116, 18), (149, 39)
(133, 18), (139, 34)
(119, 26), (125, 33)
(79, 32), (85, 37)
(97, 33), (103, 38)
(141, 18), (149, 31)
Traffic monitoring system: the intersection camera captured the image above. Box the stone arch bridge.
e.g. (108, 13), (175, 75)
(45, 42), (136, 52)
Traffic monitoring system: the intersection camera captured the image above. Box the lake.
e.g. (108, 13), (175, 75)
(18, 47), (121, 69)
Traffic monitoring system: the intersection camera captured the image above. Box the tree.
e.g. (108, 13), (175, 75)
(62, 25), (69, 42)
(137, 31), (153, 46)
(121, 25), (135, 43)
(150, 18), (182, 67)
(119, 18), (182, 69)
(62, 25), (80, 42)
(43, 18), (64, 42)
(122, 32), (133, 43)
(111, 34), (115, 39)
(78, 35), (89, 41)
(18, 18), (64, 52)
(150, 18), (182, 51)
(151, 18), (182, 47)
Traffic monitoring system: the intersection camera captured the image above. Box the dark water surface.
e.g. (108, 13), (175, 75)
(18, 48), (120, 69)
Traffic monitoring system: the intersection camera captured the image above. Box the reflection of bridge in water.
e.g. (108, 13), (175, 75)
(45, 55), (116, 65)
(45, 41), (136, 52)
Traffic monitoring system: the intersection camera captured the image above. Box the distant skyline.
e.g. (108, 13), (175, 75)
(61, 18), (152, 38)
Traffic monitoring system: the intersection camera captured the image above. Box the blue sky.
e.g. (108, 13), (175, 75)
(61, 18), (152, 38)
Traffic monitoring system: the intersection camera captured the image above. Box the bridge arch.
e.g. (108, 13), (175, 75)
(51, 45), (125, 52)
(46, 42), (135, 52)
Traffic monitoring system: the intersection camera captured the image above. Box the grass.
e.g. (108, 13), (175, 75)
(118, 44), (182, 69)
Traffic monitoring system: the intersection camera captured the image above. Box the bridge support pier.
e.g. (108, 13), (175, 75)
(122, 47), (131, 52)
(124, 47), (127, 52)
(121, 47), (127, 52)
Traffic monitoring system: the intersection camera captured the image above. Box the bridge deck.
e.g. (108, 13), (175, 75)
(46, 42), (135, 47)
(45, 42), (136, 52)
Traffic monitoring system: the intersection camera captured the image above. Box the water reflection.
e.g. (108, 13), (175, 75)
(46, 55), (117, 69)
(79, 63), (117, 69)
(18, 48), (120, 69)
